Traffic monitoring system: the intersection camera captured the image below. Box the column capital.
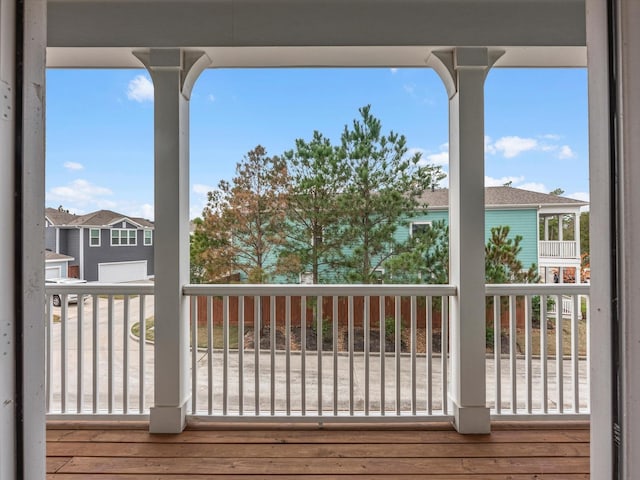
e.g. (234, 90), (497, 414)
(133, 48), (211, 100)
(426, 47), (504, 98)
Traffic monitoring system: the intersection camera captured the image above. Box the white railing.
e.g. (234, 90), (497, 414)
(539, 240), (578, 258)
(182, 284), (456, 420)
(45, 282), (589, 422)
(486, 284), (590, 418)
(45, 283), (154, 418)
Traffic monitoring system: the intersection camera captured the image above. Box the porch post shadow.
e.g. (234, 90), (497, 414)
(134, 49), (210, 433)
(428, 47), (502, 434)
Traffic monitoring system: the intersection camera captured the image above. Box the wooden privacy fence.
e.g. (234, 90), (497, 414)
(193, 294), (532, 330)
(194, 295), (446, 329)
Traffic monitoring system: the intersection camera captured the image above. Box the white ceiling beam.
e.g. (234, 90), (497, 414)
(47, 0), (586, 68)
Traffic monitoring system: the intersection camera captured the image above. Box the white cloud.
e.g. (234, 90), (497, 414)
(127, 75), (154, 102)
(390, 68), (398, 74)
(403, 84), (415, 95)
(484, 136), (496, 155)
(558, 145), (576, 159)
(568, 191), (589, 202)
(540, 133), (562, 140)
(48, 179), (115, 210)
(517, 182), (548, 193)
(493, 136), (539, 158)
(423, 143), (449, 166)
(193, 183), (215, 195)
(63, 161), (84, 171)
(207, 94), (216, 102)
(426, 151), (449, 166)
(484, 175), (525, 187)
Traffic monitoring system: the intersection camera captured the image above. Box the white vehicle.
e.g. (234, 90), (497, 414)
(46, 277), (87, 307)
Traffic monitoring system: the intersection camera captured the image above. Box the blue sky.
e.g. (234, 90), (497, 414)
(46, 67), (589, 220)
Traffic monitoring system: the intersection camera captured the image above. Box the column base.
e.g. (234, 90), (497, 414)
(149, 402), (188, 433)
(451, 402), (491, 434)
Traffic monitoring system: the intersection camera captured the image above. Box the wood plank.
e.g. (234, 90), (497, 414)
(56, 456), (590, 475)
(46, 428), (589, 444)
(47, 457), (72, 474)
(48, 475), (591, 480)
(46, 441), (589, 458)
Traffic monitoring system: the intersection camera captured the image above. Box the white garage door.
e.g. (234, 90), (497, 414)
(98, 261), (148, 283)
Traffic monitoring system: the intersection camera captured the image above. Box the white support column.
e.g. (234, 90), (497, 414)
(558, 215), (564, 242)
(428, 47), (500, 434)
(134, 49), (210, 433)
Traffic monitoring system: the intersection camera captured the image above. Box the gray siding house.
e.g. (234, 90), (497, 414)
(45, 208), (154, 282)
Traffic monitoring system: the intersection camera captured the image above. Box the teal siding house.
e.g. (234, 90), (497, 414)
(406, 187), (588, 283)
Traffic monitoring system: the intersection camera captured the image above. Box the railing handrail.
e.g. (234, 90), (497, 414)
(183, 283), (458, 297)
(485, 283), (589, 295)
(45, 282), (155, 295)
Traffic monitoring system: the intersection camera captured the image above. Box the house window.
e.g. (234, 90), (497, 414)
(111, 228), (137, 246)
(372, 268), (385, 284)
(89, 228), (101, 247)
(410, 221), (432, 236)
(144, 230), (153, 246)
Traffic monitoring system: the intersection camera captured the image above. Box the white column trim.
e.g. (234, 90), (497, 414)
(134, 48), (210, 433)
(428, 47), (502, 434)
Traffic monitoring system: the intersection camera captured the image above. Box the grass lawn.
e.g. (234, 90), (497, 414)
(131, 317), (239, 349)
(515, 318), (588, 357)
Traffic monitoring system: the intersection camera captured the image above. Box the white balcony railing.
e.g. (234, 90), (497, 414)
(45, 282), (589, 421)
(45, 283), (155, 418)
(182, 284), (456, 420)
(539, 240), (578, 258)
(486, 284), (589, 417)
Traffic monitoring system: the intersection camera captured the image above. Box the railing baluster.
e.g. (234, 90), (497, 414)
(441, 298), (448, 415)
(493, 295), (501, 414)
(77, 295), (84, 413)
(139, 295), (146, 414)
(572, 294), (580, 413)
(525, 295), (533, 414)
(348, 295), (354, 416)
(238, 296), (244, 416)
(555, 294), (564, 413)
(395, 295), (401, 416)
(364, 295), (370, 416)
(301, 295), (306, 416)
(107, 295), (114, 413)
(123, 295), (130, 414)
(190, 295), (197, 414)
(61, 297), (67, 413)
(379, 295), (385, 415)
(586, 295), (591, 413)
(426, 296), (433, 415)
(317, 296), (323, 416)
(541, 294), (548, 413)
(207, 296), (213, 415)
(270, 295), (276, 416)
(46, 296), (52, 413)
(509, 295), (517, 414)
(254, 295), (260, 416)
(223, 296), (229, 416)
(285, 296), (291, 416)
(92, 295), (99, 414)
(333, 295), (338, 416)
(411, 296), (417, 415)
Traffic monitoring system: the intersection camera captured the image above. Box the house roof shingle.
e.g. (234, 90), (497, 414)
(45, 250), (74, 262)
(45, 208), (153, 228)
(417, 186), (588, 209)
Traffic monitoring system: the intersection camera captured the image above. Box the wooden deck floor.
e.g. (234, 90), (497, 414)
(47, 420), (590, 479)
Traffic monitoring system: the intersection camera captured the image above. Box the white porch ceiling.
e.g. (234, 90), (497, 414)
(47, 0), (587, 68)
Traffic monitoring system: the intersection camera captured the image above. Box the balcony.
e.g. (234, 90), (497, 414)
(45, 282), (590, 421)
(539, 240), (579, 259)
